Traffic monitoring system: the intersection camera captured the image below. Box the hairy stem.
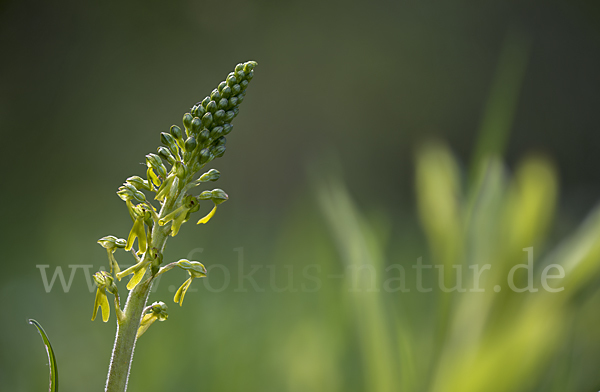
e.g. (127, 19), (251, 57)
(104, 277), (152, 392)
(105, 202), (174, 392)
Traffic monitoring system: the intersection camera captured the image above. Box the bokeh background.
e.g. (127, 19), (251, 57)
(2, 0), (600, 391)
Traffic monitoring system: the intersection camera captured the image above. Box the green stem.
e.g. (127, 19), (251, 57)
(104, 277), (152, 392)
(105, 198), (176, 392)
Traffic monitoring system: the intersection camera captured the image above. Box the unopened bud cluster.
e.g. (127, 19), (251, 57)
(168, 60), (256, 174)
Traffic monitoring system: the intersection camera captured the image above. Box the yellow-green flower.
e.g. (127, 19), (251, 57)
(174, 259), (207, 306)
(154, 175), (178, 201)
(116, 247), (162, 290)
(124, 203), (148, 254)
(197, 189), (228, 225)
(137, 301), (168, 338)
(158, 195), (200, 236)
(97, 236), (126, 275)
(92, 271), (117, 322)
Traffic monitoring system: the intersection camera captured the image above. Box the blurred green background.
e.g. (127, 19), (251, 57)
(2, 0), (600, 391)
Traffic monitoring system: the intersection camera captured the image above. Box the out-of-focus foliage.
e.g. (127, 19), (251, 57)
(313, 143), (600, 392)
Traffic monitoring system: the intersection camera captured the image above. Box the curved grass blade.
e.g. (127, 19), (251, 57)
(29, 319), (58, 392)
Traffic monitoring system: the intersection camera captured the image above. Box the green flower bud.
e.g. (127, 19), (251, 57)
(211, 188), (229, 204)
(243, 61), (257, 73)
(122, 185), (146, 203)
(199, 168), (220, 182)
(240, 79), (249, 90)
(133, 190), (146, 203)
(97, 235), (119, 249)
(210, 89), (221, 101)
(146, 153), (167, 179)
(235, 63), (244, 72)
(191, 105), (199, 117)
(127, 176), (151, 191)
(198, 129), (210, 144)
(183, 113), (193, 130)
(190, 117), (200, 133)
(170, 125), (183, 139)
(214, 109), (225, 122)
(235, 70), (245, 82)
(97, 235), (125, 250)
(123, 183), (138, 194)
(232, 84), (241, 95)
(94, 271), (118, 295)
(216, 136), (226, 146)
(224, 111), (236, 122)
(206, 100), (217, 113)
(150, 301), (169, 321)
(176, 259), (207, 277)
(92, 272), (107, 286)
(184, 136), (197, 152)
(236, 92), (245, 104)
(221, 85), (232, 98)
(212, 145), (226, 158)
(201, 112), (213, 127)
(223, 123), (233, 135)
(161, 132), (179, 156)
(226, 74), (237, 87)
(157, 146), (176, 165)
(143, 207), (153, 224)
(118, 183), (140, 201)
(117, 187), (134, 201)
(174, 161), (188, 179)
(218, 81), (227, 92)
(218, 98), (228, 110)
(228, 96), (238, 108)
(201, 97), (211, 108)
(199, 190), (213, 200)
(246, 70), (254, 80)
(195, 104), (206, 118)
(146, 153), (160, 167)
(209, 126), (223, 139)
(199, 148), (213, 164)
(130, 203), (146, 220)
